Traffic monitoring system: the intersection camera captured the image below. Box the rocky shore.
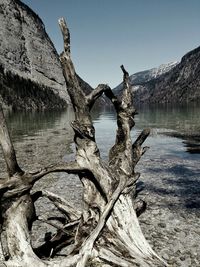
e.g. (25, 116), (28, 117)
(0, 122), (199, 266)
(137, 149), (200, 267)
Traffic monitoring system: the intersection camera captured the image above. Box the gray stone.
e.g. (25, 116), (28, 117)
(0, 0), (70, 104)
(158, 222), (166, 228)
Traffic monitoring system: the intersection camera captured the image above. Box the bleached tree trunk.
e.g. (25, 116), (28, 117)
(0, 18), (167, 267)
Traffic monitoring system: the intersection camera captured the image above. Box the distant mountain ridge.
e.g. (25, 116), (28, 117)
(113, 46), (200, 105)
(134, 46), (200, 104)
(113, 62), (178, 95)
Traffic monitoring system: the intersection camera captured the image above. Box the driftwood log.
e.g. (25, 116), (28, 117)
(0, 18), (167, 267)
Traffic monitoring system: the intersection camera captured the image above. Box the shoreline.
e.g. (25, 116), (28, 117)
(0, 124), (199, 266)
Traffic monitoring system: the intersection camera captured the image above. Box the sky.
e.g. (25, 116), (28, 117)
(22, 0), (200, 88)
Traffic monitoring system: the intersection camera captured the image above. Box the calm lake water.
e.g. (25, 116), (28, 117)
(5, 104), (200, 161)
(93, 104), (200, 160)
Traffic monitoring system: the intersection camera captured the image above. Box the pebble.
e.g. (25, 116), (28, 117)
(158, 222), (166, 228)
(0, 121), (199, 266)
(137, 152), (200, 267)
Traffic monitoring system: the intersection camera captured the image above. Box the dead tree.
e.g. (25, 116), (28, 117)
(0, 18), (167, 267)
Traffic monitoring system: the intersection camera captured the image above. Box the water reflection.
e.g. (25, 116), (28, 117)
(3, 104), (200, 156)
(135, 104), (200, 132)
(92, 104), (200, 132)
(92, 104), (200, 156)
(5, 107), (74, 142)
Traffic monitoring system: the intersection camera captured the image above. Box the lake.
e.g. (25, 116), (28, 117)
(6, 103), (200, 156)
(92, 104), (200, 157)
(1, 104), (200, 265)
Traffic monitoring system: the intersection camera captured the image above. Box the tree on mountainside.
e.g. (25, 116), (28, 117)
(0, 19), (167, 267)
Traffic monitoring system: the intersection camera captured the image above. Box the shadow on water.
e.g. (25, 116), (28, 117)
(164, 132), (200, 154)
(136, 104), (200, 154)
(184, 142), (200, 154)
(144, 163), (200, 212)
(166, 165), (200, 209)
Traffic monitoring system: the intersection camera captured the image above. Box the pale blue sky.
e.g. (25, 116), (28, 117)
(22, 0), (200, 88)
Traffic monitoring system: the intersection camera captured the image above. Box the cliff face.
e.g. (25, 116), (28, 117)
(0, 0), (70, 108)
(134, 46), (200, 104)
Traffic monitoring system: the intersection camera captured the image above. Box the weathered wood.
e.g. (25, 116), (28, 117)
(132, 128), (150, 166)
(0, 18), (168, 267)
(30, 161), (87, 183)
(86, 84), (110, 110)
(76, 176), (127, 267)
(41, 190), (81, 220)
(0, 107), (23, 177)
(58, 18), (166, 266)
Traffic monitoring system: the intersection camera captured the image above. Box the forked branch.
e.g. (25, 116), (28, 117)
(132, 128), (150, 166)
(86, 84), (109, 110)
(30, 161), (88, 183)
(42, 190), (81, 220)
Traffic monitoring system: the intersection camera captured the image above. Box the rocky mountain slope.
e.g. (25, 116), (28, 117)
(114, 46), (200, 105)
(113, 62), (178, 95)
(0, 0), (70, 109)
(134, 46), (200, 104)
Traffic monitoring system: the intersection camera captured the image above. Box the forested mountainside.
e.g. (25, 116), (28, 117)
(0, 64), (67, 110)
(0, 0), (71, 109)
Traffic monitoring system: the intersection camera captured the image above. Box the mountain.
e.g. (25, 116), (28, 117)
(0, 64), (67, 110)
(0, 0), (70, 109)
(134, 46), (200, 104)
(114, 46), (200, 105)
(113, 62), (178, 96)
